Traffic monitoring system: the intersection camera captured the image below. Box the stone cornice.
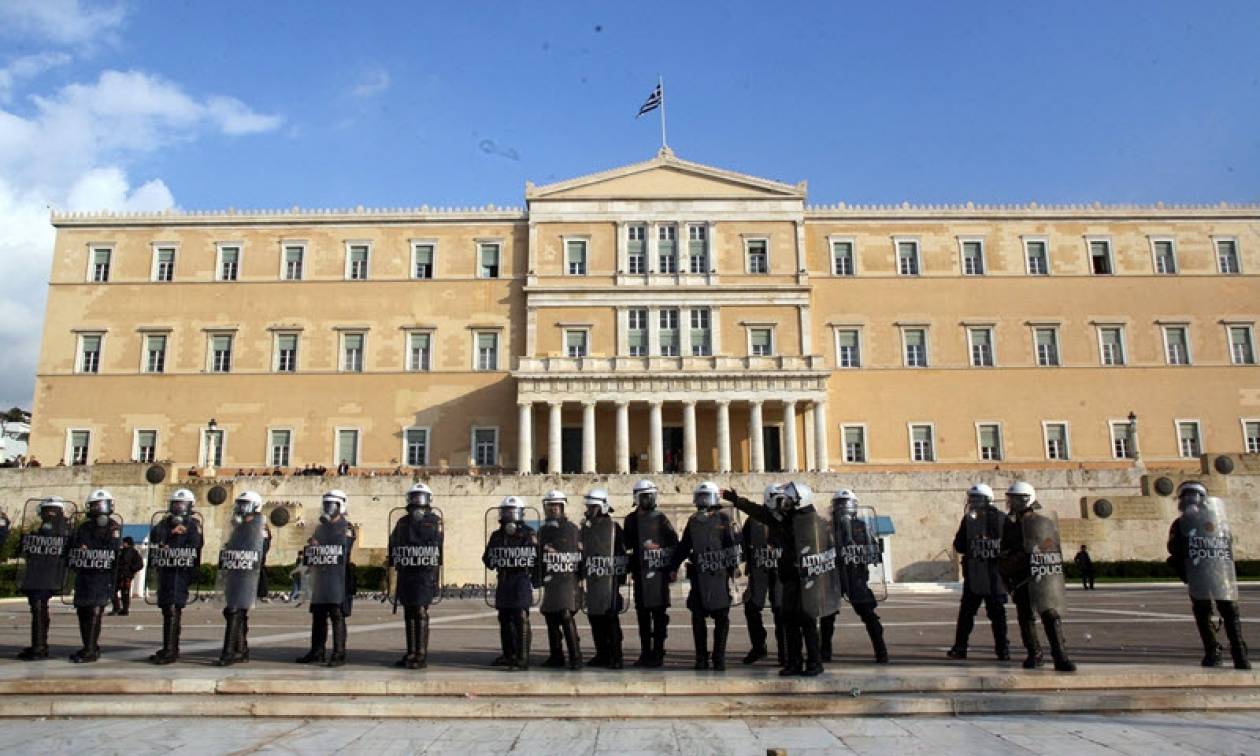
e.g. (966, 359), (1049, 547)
(51, 206), (527, 228)
(806, 201), (1260, 221)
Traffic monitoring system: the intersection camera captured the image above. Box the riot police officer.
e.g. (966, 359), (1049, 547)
(16, 496), (72, 661)
(820, 490), (888, 664)
(947, 483), (1010, 661)
(537, 489), (583, 670)
(1168, 481), (1250, 669)
(389, 482), (443, 669)
(215, 491), (267, 666)
(148, 489), (204, 664)
(482, 496), (539, 671)
(624, 478), (677, 668)
(670, 482), (740, 670)
(582, 488), (627, 669)
(999, 481), (1075, 672)
(297, 490), (357, 667)
(68, 489), (122, 663)
(742, 485), (784, 666)
(725, 482), (838, 677)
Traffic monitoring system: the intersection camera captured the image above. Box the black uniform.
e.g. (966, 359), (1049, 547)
(389, 509), (443, 668)
(17, 513), (71, 660)
(999, 507), (1073, 671)
(67, 518), (122, 662)
(147, 516), (204, 663)
(1074, 548), (1095, 590)
(741, 517), (784, 664)
(820, 514), (888, 663)
(538, 515), (583, 669)
(482, 524), (539, 669)
(1167, 514), (1250, 669)
(670, 510), (740, 670)
(948, 505), (1009, 659)
(581, 514), (627, 669)
(298, 517), (356, 666)
(624, 507), (678, 667)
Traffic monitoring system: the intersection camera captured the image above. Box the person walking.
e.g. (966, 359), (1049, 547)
(1074, 545), (1096, 590)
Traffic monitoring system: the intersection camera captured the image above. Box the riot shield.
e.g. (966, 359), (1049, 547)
(793, 510), (840, 619)
(580, 516), (628, 615)
(62, 512), (124, 606)
(15, 498), (76, 598)
(306, 518), (353, 606)
(1021, 510), (1067, 614)
(217, 515), (266, 610)
(1182, 497), (1238, 602)
(742, 516), (782, 611)
(387, 506), (445, 610)
(145, 510), (205, 605)
(630, 507), (676, 610)
(538, 517), (582, 614)
(483, 506), (543, 609)
(963, 504), (1004, 596)
(683, 509), (741, 613)
(837, 505), (887, 602)
(724, 506), (747, 608)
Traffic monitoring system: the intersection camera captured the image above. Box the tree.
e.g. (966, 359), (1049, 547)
(1, 408), (30, 423)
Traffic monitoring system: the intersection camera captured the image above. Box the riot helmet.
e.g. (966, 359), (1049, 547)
(542, 489), (568, 522)
(321, 489), (348, 521)
(967, 483), (994, 513)
(1176, 480), (1209, 512)
(37, 496), (67, 529)
(632, 479), (658, 511)
(831, 489), (858, 518)
(499, 495), (526, 535)
(693, 481), (720, 511)
(406, 482), (433, 511)
(780, 481), (815, 512)
(86, 489), (114, 527)
(233, 491), (263, 523)
(763, 484), (784, 513)
(167, 488), (196, 523)
(584, 488), (612, 520)
(1005, 481), (1036, 514)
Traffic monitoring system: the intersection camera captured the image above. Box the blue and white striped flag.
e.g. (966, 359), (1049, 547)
(636, 84), (662, 118)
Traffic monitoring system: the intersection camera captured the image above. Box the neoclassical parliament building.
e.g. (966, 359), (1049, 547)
(30, 150), (1260, 475)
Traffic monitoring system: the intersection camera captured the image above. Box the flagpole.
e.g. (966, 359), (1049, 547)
(658, 75), (668, 150)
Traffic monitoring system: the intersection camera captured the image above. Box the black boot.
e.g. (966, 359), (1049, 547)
(297, 610), (328, 664)
(691, 614), (709, 670)
(607, 616), (623, 670)
(237, 610), (250, 663)
(151, 606), (178, 664)
(543, 613), (566, 667)
(586, 615), (609, 667)
(633, 610), (652, 667)
(800, 616), (823, 676)
(18, 602), (49, 661)
(1043, 611), (1076, 673)
(396, 607), (417, 668)
(1194, 601), (1224, 667)
(1220, 602), (1252, 671)
(1018, 611), (1042, 669)
(563, 614), (583, 670)
(514, 612), (531, 670)
(780, 613), (803, 676)
(859, 604), (889, 664)
(81, 606), (104, 663)
(493, 611), (512, 666)
(69, 607), (91, 662)
(743, 604), (768, 664)
(414, 606), (430, 669)
(773, 610), (786, 667)
(214, 610), (243, 667)
(949, 599), (974, 659)
(819, 614), (834, 662)
(987, 598), (1010, 660)
(326, 609), (347, 667)
(711, 612), (730, 671)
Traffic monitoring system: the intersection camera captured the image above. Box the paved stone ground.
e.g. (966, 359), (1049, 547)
(0, 584), (1254, 668)
(1, 712), (1259, 754)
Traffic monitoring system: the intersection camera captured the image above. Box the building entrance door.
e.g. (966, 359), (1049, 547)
(662, 427), (683, 473)
(763, 426), (783, 472)
(561, 428), (582, 473)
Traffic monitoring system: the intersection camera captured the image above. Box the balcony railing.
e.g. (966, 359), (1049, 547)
(515, 354), (824, 373)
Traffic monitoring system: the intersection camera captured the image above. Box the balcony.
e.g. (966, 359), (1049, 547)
(514, 354), (824, 374)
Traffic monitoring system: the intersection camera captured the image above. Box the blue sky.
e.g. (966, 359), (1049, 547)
(0, 1), (1257, 406)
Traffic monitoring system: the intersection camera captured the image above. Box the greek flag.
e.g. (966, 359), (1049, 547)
(636, 84), (662, 118)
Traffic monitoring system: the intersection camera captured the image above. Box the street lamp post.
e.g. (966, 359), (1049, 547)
(1127, 411), (1139, 463)
(205, 418), (218, 477)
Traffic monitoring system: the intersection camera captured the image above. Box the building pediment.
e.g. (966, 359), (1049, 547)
(526, 148), (806, 202)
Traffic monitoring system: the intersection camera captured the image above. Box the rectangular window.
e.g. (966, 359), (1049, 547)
(476, 331), (499, 370)
(342, 333), (365, 372)
(969, 327), (994, 367)
(903, 328), (927, 367)
(977, 423), (1003, 461)
(144, 333), (166, 373)
(336, 429), (359, 467)
(565, 240), (587, 276)
(832, 240), (855, 276)
(210, 334), (233, 373)
(1035, 328), (1060, 366)
(843, 426), (866, 463)
(218, 246), (240, 281)
(689, 309), (711, 356)
(276, 333), (298, 373)
(566, 329), (588, 358)
(154, 247), (175, 282)
(1164, 326), (1190, 365)
(1099, 327), (1126, 366)
(135, 430), (157, 463)
(1025, 240), (1049, 275)
(627, 226), (646, 274)
(269, 430), (291, 467)
(910, 424), (935, 462)
(1111, 421), (1136, 460)
(204, 429), (224, 467)
(687, 225), (708, 273)
(750, 327), (773, 357)
(1230, 326), (1256, 365)
(347, 244), (370, 280)
(284, 245), (304, 280)
(1178, 421), (1202, 458)
(897, 240), (920, 276)
(1245, 421), (1260, 455)
(836, 329), (861, 368)
(405, 428), (428, 466)
(657, 226), (677, 273)
(412, 243), (434, 279)
(961, 240), (985, 276)
(77, 334), (102, 374)
(1044, 423), (1069, 460)
(1217, 239), (1240, 274)
(478, 242), (501, 278)
(407, 332), (432, 371)
(746, 239), (768, 274)
(1152, 240), (1177, 274)
(658, 309), (679, 356)
(473, 427), (498, 467)
(90, 247), (111, 282)
(1089, 239), (1113, 275)
(627, 309), (647, 357)
(70, 430), (91, 465)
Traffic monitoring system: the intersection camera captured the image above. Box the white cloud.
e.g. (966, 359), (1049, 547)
(0, 0), (128, 47)
(350, 68), (391, 98)
(0, 51), (72, 102)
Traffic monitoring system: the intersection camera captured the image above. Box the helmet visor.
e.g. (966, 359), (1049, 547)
(500, 506), (523, 523)
(693, 490), (719, 509)
(88, 499), (112, 515)
(321, 498), (342, 517)
(406, 491), (432, 509)
(634, 490), (656, 510)
(169, 500), (192, 517)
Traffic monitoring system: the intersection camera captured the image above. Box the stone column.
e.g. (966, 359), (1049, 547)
(682, 400), (697, 473)
(615, 401), (630, 474)
(648, 400), (664, 474)
(782, 399), (798, 472)
(813, 399), (829, 472)
(581, 400), (597, 473)
(804, 403), (817, 471)
(749, 399), (765, 473)
(715, 400), (732, 473)
(517, 402), (533, 473)
(548, 401), (563, 475)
